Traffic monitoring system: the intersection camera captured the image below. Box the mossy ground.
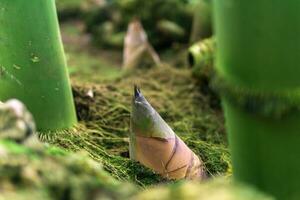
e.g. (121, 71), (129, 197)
(36, 22), (231, 187)
(0, 139), (136, 200)
(0, 140), (268, 200)
(0, 16), (233, 200)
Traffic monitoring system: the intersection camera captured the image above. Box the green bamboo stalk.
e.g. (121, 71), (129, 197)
(213, 0), (300, 199)
(190, 0), (212, 43)
(0, 0), (77, 131)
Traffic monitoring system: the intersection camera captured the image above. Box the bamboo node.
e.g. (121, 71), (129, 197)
(212, 74), (300, 118)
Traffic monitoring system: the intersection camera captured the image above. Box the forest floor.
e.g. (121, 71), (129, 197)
(0, 20), (231, 199)
(53, 21), (231, 186)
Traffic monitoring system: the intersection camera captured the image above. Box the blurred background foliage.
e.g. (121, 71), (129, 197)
(57, 0), (212, 49)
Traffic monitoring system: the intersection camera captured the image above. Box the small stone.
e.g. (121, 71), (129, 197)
(86, 89), (94, 98)
(0, 99), (36, 143)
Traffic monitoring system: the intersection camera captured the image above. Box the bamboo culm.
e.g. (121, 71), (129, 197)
(0, 0), (77, 131)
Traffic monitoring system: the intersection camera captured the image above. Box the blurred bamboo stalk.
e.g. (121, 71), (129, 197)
(190, 0), (212, 43)
(213, 0), (300, 199)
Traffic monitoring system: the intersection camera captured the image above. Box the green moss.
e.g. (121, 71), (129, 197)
(37, 65), (230, 186)
(187, 140), (231, 177)
(0, 139), (36, 156)
(66, 48), (123, 83)
(45, 145), (69, 156)
(0, 139), (136, 200)
(134, 178), (275, 200)
(38, 124), (166, 187)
